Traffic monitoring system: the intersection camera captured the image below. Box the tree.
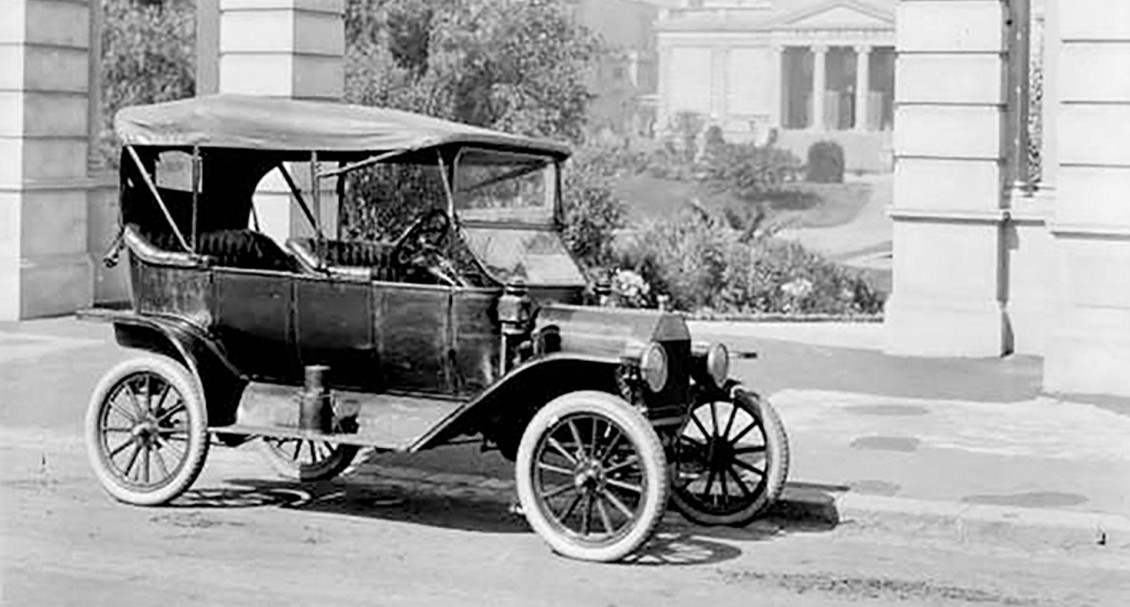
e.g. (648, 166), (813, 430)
(98, 0), (196, 167)
(344, 0), (601, 142)
(342, 0), (610, 244)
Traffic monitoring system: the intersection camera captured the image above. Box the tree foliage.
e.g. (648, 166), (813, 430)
(342, 0), (615, 253)
(344, 0), (601, 142)
(98, 0), (196, 167)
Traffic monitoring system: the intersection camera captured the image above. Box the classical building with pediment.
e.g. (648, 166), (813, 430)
(655, 0), (896, 171)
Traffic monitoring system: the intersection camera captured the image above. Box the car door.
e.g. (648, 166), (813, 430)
(294, 274), (378, 391)
(374, 282), (453, 394)
(212, 268), (299, 383)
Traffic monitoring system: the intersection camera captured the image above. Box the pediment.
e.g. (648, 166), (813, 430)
(780, 1), (894, 29)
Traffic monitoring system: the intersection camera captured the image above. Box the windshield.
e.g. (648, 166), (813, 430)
(454, 149), (557, 225)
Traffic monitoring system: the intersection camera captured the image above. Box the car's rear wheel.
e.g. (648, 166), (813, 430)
(85, 355), (210, 506)
(668, 388), (789, 526)
(516, 391), (668, 562)
(257, 437), (359, 482)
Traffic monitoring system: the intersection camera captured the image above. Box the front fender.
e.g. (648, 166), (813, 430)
(692, 379), (758, 404)
(410, 353), (623, 457)
(79, 309), (246, 426)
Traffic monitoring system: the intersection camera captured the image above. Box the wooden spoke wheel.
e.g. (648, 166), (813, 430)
(516, 391), (668, 562)
(668, 389), (789, 526)
(257, 437), (359, 482)
(85, 355), (209, 506)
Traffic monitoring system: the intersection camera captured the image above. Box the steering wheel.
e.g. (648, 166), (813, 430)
(392, 209), (467, 287)
(392, 208), (450, 266)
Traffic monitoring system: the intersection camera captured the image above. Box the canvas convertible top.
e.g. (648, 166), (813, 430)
(114, 95), (572, 159)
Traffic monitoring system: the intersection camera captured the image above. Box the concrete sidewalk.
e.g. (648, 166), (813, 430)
(691, 320), (1130, 553)
(2, 317), (1128, 556)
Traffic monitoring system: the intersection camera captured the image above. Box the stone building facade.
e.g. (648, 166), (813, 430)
(3, 0), (1130, 400)
(886, 0), (1130, 398)
(655, 0), (896, 171)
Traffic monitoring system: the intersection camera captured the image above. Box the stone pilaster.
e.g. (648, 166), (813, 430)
(0, 0), (95, 319)
(217, 0), (345, 244)
(218, 0), (344, 101)
(1043, 0), (1130, 396)
(884, 0), (1011, 356)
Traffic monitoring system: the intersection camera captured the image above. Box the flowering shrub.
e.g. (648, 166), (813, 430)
(609, 269), (653, 308)
(616, 206), (885, 316)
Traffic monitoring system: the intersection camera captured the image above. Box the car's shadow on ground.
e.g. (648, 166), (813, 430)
(170, 476), (845, 568)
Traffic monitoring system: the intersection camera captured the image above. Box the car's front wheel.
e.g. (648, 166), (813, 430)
(515, 391), (668, 562)
(668, 388), (789, 526)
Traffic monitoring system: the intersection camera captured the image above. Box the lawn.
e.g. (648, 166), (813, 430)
(612, 174), (873, 231)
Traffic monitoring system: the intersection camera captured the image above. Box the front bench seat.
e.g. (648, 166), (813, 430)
(285, 237), (399, 281)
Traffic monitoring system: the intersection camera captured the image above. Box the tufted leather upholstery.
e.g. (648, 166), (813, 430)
(136, 225), (295, 272)
(286, 238), (399, 281)
(195, 230), (297, 272)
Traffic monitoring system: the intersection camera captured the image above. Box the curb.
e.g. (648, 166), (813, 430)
(353, 463), (1130, 555)
(687, 313), (883, 323)
(771, 486), (1130, 554)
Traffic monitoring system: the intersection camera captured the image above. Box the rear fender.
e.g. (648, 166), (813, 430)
(411, 354), (623, 459)
(92, 312), (247, 426)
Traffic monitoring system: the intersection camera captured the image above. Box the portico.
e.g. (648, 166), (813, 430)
(656, 0), (896, 171)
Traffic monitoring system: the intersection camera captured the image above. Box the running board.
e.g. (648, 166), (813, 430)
(218, 383), (467, 452)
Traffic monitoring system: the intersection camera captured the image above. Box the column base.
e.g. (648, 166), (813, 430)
(884, 294), (1010, 357)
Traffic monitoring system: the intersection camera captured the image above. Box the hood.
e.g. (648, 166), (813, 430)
(534, 303), (690, 360)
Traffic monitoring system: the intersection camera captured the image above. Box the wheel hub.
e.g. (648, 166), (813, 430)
(706, 438), (734, 469)
(573, 458), (605, 490)
(130, 417), (160, 446)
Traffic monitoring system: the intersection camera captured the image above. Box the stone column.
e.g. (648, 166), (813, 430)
(884, 0), (1011, 356)
(811, 44), (827, 130)
(854, 45), (871, 131)
(656, 45), (673, 135)
(768, 45), (784, 129)
(1043, 0), (1130, 396)
(710, 47), (730, 125)
(0, 0), (95, 319)
(218, 0), (345, 243)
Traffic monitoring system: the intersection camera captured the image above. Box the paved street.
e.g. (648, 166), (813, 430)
(3, 319), (1130, 606)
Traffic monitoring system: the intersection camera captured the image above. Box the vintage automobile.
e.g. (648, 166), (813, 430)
(81, 95), (789, 562)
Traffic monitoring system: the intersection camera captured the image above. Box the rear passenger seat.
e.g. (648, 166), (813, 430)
(196, 230), (297, 272)
(286, 237), (399, 281)
(129, 225), (297, 272)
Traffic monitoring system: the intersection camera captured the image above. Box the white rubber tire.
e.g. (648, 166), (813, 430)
(85, 355), (210, 506)
(668, 389), (789, 526)
(515, 390), (668, 562)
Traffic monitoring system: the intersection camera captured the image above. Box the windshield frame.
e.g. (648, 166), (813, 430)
(452, 147), (561, 230)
